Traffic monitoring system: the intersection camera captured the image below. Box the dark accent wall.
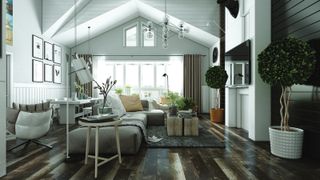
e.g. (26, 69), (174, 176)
(271, 0), (320, 158)
(220, 3), (226, 110)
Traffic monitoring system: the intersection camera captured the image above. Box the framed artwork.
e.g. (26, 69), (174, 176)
(53, 65), (62, 84)
(6, 0), (13, 46)
(53, 44), (62, 64)
(32, 35), (43, 59)
(32, 59), (43, 82)
(44, 41), (53, 61)
(44, 64), (53, 82)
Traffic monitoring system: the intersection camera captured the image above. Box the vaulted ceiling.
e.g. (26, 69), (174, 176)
(43, 0), (221, 48)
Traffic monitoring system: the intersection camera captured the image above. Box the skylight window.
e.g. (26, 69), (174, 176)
(125, 26), (137, 47)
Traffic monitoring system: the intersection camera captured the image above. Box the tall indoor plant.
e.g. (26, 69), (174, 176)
(258, 37), (315, 159)
(205, 66), (228, 123)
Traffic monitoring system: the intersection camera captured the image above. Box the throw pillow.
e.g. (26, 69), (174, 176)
(6, 108), (20, 134)
(107, 94), (126, 117)
(119, 95), (144, 112)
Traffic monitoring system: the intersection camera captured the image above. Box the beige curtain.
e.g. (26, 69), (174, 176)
(77, 54), (93, 97)
(183, 54), (202, 112)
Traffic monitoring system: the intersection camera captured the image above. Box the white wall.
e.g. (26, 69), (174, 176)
(0, 0), (7, 176)
(6, 0), (70, 104)
(224, 0), (271, 141)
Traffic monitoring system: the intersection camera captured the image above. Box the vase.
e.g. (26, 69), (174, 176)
(98, 106), (112, 115)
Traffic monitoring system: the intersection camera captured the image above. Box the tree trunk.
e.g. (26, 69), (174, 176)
(280, 86), (291, 131)
(216, 88), (220, 109)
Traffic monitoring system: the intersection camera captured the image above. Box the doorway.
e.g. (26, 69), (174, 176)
(6, 53), (13, 108)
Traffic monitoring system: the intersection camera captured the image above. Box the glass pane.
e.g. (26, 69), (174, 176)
(115, 64), (124, 87)
(96, 64), (113, 85)
(125, 64), (139, 87)
(156, 64), (166, 88)
(126, 26), (137, 47)
(143, 26), (155, 47)
(141, 64), (154, 87)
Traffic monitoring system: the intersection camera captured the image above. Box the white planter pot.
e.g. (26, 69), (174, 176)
(269, 126), (304, 159)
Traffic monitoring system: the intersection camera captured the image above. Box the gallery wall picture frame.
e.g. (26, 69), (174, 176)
(32, 35), (43, 59)
(53, 65), (62, 84)
(32, 59), (43, 83)
(44, 64), (53, 82)
(53, 44), (62, 64)
(44, 41), (53, 61)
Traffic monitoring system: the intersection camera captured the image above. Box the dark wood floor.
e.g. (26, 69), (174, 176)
(3, 115), (320, 180)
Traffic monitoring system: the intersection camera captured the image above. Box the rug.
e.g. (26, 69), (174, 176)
(146, 126), (225, 148)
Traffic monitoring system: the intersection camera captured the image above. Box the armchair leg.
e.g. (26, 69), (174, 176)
(7, 139), (53, 151)
(7, 140), (30, 151)
(31, 140), (53, 149)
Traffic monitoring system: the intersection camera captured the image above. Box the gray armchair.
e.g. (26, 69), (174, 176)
(7, 102), (53, 151)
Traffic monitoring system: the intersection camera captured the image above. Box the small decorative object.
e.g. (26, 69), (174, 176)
(53, 44), (62, 64)
(212, 47), (218, 63)
(205, 66), (228, 123)
(94, 76), (117, 114)
(32, 59), (43, 82)
(115, 88), (123, 95)
(124, 85), (131, 95)
(53, 65), (62, 84)
(32, 35), (43, 59)
(258, 36), (315, 159)
(44, 41), (53, 61)
(44, 64), (53, 82)
(74, 82), (84, 98)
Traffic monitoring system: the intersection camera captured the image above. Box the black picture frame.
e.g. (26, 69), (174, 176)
(32, 59), (43, 83)
(32, 35), (43, 59)
(53, 65), (62, 84)
(53, 44), (62, 64)
(44, 41), (53, 61)
(44, 64), (53, 82)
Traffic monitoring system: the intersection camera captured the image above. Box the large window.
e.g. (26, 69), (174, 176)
(93, 58), (183, 99)
(124, 26), (137, 47)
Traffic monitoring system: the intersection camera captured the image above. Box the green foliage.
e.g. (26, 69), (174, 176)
(165, 91), (181, 105)
(176, 97), (195, 110)
(205, 66), (228, 89)
(115, 88), (123, 95)
(258, 37), (316, 87)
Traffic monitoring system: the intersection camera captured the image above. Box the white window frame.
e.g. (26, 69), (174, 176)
(141, 22), (156, 47)
(123, 22), (139, 47)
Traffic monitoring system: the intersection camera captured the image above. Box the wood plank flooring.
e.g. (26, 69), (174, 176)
(3, 115), (320, 180)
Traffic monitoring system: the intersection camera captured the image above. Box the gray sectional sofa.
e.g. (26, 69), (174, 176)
(69, 100), (165, 155)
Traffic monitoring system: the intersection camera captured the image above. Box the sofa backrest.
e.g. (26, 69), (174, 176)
(140, 100), (149, 111)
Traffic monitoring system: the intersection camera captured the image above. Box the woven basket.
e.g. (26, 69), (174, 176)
(269, 126), (304, 159)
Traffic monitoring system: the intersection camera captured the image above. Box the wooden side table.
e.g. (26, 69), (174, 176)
(167, 114), (199, 136)
(79, 117), (122, 178)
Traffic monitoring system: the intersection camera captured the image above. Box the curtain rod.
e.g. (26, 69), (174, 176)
(92, 54), (206, 57)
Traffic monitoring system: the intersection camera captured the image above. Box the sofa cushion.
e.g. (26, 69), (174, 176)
(122, 113), (147, 126)
(6, 108), (20, 134)
(119, 95), (143, 112)
(69, 126), (142, 155)
(107, 94), (126, 117)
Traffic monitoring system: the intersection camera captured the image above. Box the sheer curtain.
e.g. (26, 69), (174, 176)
(183, 54), (202, 112)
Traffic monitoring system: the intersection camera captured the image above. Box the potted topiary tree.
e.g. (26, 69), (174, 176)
(258, 37), (315, 159)
(205, 66), (228, 123)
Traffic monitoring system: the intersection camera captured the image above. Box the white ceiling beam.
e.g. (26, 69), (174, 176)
(43, 0), (92, 39)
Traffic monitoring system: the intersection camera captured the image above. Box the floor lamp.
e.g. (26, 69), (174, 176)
(162, 73), (169, 94)
(66, 55), (93, 159)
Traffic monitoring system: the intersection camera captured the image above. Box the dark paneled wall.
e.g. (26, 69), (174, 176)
(271, 0), (320, 158)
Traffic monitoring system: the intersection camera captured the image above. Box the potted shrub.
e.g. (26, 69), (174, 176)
(115, 88), (123, 95)
(166, 91), (180, 116)
(205, 66), (228, 123)
(176, 97), (195, 111)
(258, 37), (315, 159)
